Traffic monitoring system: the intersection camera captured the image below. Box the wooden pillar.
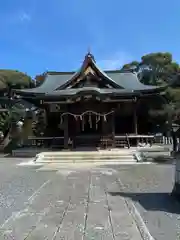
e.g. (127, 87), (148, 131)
(44, 108), (48, 129)
(133, 99), (139, 146)
(64, 115), (69, 149)
(133, 100), (138, 134)
(111, 112), (115, 148)
(73, 118), (79, 148)
(101, 116), (108, 149)
(102, 117), (107, 136)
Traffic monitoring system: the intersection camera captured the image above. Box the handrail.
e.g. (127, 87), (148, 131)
(28, 134), (155, 140)
(28, 136), (64, 140)
(115, 134), (154, 138)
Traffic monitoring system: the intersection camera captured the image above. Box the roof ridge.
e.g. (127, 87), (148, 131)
(47, 71), (75, 75)
(46, 69), (124, 75)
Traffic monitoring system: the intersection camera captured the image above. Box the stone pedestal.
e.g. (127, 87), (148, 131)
(172, 152), (180, 199)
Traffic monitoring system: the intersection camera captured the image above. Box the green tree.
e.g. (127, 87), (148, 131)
(141, 53), (179, 85)
(0, 70), (34, 135)
(121, 52), (180, 138)
(121, 52), (180, 86)
(0, 70), (33, 133)
(0, 102), (26, 135)
(35, 73), (46, 87)
(121, 61), (139, 72)
(0, 70), (33, 90)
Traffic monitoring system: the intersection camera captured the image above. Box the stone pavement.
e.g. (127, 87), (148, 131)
(0, 167), (146, 240)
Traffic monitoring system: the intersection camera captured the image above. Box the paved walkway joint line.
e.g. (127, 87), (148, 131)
(0, 167), (151, 239)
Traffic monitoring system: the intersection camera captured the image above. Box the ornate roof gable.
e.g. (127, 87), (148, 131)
(56, 53), (122, 90)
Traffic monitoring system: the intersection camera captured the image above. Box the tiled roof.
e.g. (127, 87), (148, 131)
(15, 53), (165, 96)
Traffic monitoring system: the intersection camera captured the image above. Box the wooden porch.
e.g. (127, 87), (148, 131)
(26, 134), (155, 149)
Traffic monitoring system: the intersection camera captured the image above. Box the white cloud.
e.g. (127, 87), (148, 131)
(0, 10), (31, 26)
(18, 12), (31, 22)
(97, 51), (133, 70)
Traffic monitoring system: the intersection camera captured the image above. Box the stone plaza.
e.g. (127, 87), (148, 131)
(0, 157), (178, 240)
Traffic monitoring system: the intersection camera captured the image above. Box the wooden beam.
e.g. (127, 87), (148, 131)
(102, 99), (133, 103)
(44, 101), (72, 104)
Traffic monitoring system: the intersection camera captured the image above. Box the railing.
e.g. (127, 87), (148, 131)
(24, 134), (157, 149)
(100, 136), (113, 149)
(154, 135), (173, 145)
(115, 134), (155, 147)
(129, 134), (154, 146)
(115, 136), (128, 148)
(27, 136), (64, 148)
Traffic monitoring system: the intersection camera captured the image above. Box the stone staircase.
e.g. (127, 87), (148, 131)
(34, 149), (137, 164)
(12, 145), (172, 164)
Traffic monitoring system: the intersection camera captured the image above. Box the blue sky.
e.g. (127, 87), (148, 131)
(0, 0), (179, 77)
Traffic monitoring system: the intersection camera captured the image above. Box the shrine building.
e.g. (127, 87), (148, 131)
(14, 53), (167, 149)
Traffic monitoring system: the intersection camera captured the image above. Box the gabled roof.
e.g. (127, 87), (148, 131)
(14, 52), (165, 96)
(57, 53), (121, 90)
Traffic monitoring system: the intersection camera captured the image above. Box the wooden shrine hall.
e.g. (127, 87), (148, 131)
(14, 52), (166, 149)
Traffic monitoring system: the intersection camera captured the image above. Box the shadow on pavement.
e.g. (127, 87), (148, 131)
(108, 191), (180, 214)
(152, 156), (175, 164)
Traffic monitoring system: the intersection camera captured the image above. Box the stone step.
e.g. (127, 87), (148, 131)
(12, 149), (135, 158)
(35, 158), (135, 163)
(35, 159), (136, 164)
(38, 154), (133, 159)
(36, 160), (136, 164)
(38, 158), (135, 163)
(39, 151), (134, 156)
(35, 151), (136, 163)
(36, 161), (137, 169)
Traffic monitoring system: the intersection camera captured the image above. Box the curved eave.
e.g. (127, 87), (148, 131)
(45, 92), (140, 98)
(137, 85), (167, 94)
(42, 87), (165, 98)
(56, 70), (82, 90)
(91, 61), (122, 88)
(12, 71), (75, 94)
(13, 89), (45, 97)
(89, 60), (122, 88)
(14, 84), (166, 98)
